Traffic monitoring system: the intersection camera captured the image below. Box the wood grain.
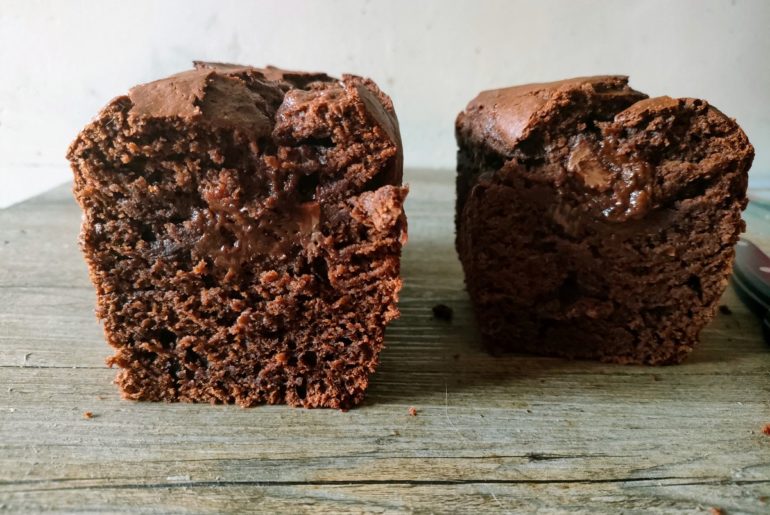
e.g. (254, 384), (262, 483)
(1, 169), (769, 514)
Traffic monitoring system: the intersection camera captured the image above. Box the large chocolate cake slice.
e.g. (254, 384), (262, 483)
(67, 62), (407, 408)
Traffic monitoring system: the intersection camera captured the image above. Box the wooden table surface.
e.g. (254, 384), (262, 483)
(1, 168), (769, 514)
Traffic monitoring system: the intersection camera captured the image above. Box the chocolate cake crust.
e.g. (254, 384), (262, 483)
(68, 63), (406, 408)
(456, 75), (753, 364)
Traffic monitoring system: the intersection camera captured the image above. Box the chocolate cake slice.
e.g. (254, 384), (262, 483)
(456, 76), (753, 364)
(67, 62), (407, 408)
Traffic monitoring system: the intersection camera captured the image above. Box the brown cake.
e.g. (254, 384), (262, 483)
(455, 76), (753, 364)
(67, 62), (407, 408)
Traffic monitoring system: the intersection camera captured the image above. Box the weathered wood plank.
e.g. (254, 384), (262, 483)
(0, 170), (769, 513)
(5, 481), (770, 514)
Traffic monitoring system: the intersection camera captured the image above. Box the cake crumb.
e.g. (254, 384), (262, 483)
(83, 411), (94, 420)
(761, 423), (770, 436)
(432, 304), (453, 321)
(408, 406), (418, 416)
(719, 305), (732, 315)
(708, 508), (725, 515)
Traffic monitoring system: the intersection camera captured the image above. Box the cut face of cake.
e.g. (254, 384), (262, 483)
(456, 76), (753, 364)
(67, 62), (407, 408)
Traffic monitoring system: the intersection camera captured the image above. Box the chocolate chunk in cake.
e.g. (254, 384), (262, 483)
(67, 62), (407, 408)
(456, 75), (753, 364)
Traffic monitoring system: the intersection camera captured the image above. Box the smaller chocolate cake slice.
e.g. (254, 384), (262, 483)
(455, 76), (753, 364)
(67, 62), (406, 408)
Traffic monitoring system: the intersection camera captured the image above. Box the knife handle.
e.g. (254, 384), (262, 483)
(733, 238), (770, 345)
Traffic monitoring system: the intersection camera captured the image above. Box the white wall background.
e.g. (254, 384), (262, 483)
(1, 0), (768, 207)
